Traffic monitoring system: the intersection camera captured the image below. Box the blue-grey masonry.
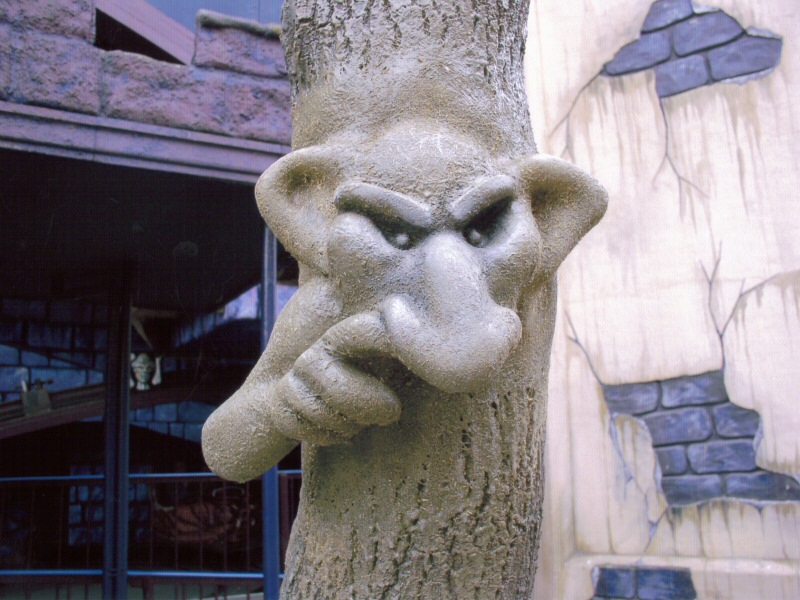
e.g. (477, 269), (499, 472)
(591, 565), (697, 600)
(602, 370), (800, 505)
(0, 298), (107, 403)
(603, 0), (782, 97)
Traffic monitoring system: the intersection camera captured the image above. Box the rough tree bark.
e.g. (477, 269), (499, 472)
(202, 1), (607, 598)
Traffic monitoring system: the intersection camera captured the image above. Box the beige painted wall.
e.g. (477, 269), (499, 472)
(526, 1), (800, 598)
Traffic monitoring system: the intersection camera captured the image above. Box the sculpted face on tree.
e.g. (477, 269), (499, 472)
(203, 119), (607, 479)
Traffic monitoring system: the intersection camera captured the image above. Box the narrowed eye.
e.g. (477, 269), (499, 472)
(372, 220), (416, 250)
(463, 197), (511, 247)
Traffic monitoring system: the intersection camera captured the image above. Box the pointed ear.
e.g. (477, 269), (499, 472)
(516, 154), (608, 274)
(255, 146), (344, 275)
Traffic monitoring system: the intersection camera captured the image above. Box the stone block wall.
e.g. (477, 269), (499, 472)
(0, 299), (106, 403)
(0, 0), (291, 144)
(603, 0), (782, 97)
(603, 370), (800, 505)
(591, 566), (696, 600)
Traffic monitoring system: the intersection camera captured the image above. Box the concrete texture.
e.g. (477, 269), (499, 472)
(0, 5), (292, 145)
(202, 0), (608, 597)
(527, 0), (800, 597)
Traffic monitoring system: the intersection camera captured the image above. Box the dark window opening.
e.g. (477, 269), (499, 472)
(94, 10), (182, 64)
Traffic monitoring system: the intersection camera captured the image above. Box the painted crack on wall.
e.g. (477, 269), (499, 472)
(554, 0), (782, 211)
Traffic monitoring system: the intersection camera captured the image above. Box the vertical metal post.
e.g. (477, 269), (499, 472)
(103, 272), (132, 600)
(261, 227), (281, 599)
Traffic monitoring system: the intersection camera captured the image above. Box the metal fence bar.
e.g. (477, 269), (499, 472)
(261, 226), (281, 599)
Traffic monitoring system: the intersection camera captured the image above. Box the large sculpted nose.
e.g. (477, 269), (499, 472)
(382, 233), (522, 393)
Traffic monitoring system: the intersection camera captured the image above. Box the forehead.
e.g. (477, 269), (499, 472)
(355, 122), (496, 203)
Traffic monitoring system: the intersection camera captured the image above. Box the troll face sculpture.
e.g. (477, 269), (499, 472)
(203, 119), (606, 597)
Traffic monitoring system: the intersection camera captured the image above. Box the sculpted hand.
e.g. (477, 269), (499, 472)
(268, 311), (402, 446)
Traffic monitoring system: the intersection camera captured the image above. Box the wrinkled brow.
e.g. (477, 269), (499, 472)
(449, 175), (516, 227)
(334, 183), (434, 229)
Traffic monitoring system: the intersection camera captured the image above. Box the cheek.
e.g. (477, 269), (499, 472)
(327, 214), (400, 307)
(482, 206), (541, 307)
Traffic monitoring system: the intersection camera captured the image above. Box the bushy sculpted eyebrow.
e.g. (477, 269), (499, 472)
(334, 183), (434, 229)
(449, 175), (516, 226)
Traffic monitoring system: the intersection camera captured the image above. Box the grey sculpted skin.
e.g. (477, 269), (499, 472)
(203, 0), (608, 597)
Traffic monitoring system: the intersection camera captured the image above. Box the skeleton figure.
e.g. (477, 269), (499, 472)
(203, 0), (607, 596)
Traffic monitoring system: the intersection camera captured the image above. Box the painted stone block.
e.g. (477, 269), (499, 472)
(0, 344), (19, 366)
(642, 407), (712, 445)
(642, 0), (693, 32)
(637, 568), (696, 600)
(726, 472), (800, 501)
(672, 12), (743, 56)
(31, 367), (86, 391)
(0, 366), (28, 392)
(28, 323), (73, 350)
(594, 566), (636, 598)
(654, 54), (709, 97)
(605, 31), (671, 76)
(708, 34), (782, 81)
(603, 382), (659, 415)
(712, 403), (760, 438)
(661, 474), (723, 505)
(656, 446), (688, 475)
(660, 371), (726, 408)
(686, 440), (757, 473)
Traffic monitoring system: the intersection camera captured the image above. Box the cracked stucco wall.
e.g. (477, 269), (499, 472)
(526, 1), (800, 599)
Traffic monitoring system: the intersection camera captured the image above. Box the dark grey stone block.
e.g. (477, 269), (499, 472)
(708, 34), (782, 81)
(726, 472), (800, 501)
(53, 352), (93, 368)
(0, 366), (28, 392)
(2, 299), (46, 320)
(637, 568), (697, 600)
(148, 422), (169, 435)
(184, 423), (203, 443)
(0, 344), (19, 365)
(49, 300), (93, 324)
(177, 400), (216, 423)
(655, 54), (709, 97)
(603, 382), (659, 415)
(712, 403), (760, 438)
(31, 367), (87, 391)
(0, 320), (22, 344)
(687, 440), (756, 473)
(594, 566), (636, 599)
(661, 371), (727, 408)
(656, 446), (688, 475)
(642, 407), (712, 446)
(93, 328), (108, 351)
(154, 403), (177, 422)
(134, 407), (154, 421)
(93, 304), (109, 325)
(642, 0), (694, 32)
(661, 474), (723, 505)
(73, 326), (93, 350)
(21, 350), (48, 367)
(605, 31), (671, 76)
(673, 12), (743, 56)
(27, 323), (73, 349)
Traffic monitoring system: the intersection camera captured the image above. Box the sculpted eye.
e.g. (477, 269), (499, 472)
(463, 197), (511, 247)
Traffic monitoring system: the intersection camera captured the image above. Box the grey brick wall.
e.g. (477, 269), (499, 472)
(0, 299), (106, 403)
(603, 1), (782, 97)
(603, 370), (800, 505)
